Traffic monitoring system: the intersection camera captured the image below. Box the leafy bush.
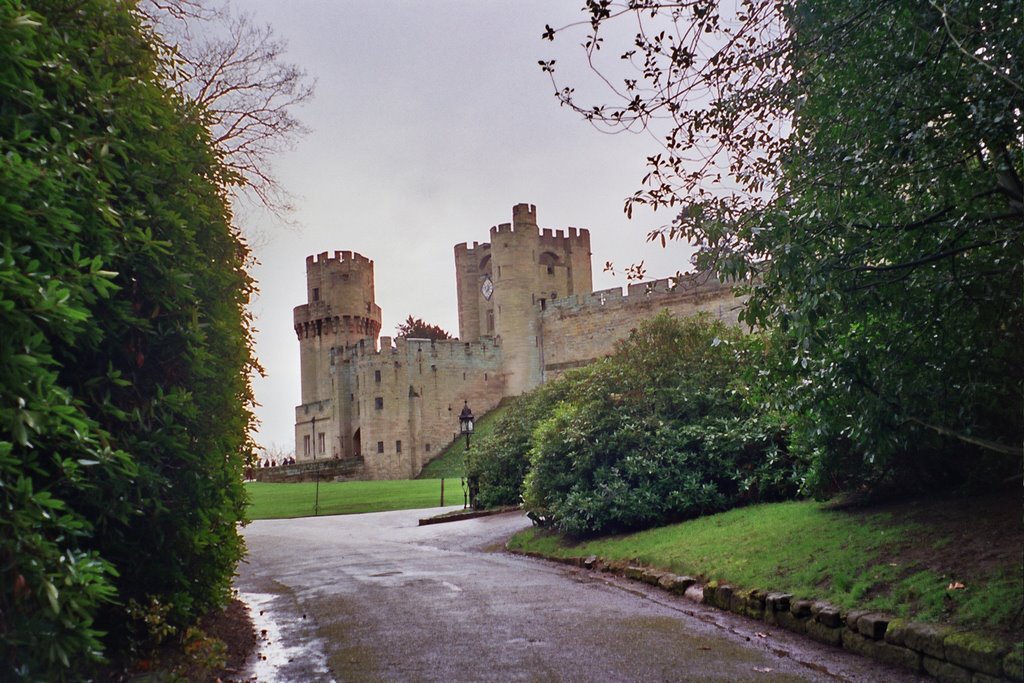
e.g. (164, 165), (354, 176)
(465, 367), (591, 508)
(520, 313), (803, 537)
(0, 2), (254, 679)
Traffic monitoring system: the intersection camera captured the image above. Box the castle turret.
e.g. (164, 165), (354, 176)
(454, 241), (493, 341)
(294, 250), (381, 403)
(293, 250), (382, 461)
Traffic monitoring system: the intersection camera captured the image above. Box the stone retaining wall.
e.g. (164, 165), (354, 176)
(514, 552), (1023, 682)
(249, 457), (366, 483)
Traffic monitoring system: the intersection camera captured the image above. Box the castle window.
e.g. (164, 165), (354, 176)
(426, 443), (431, 452)
(486, 310), (494, 334)
(547, 265), (554, 275)
(318, 433), (325, 454)
(374, 397), (383, 410)
(312, 287), (320, 302)
(303, 435), (310, 456)
(395, 440), (402, 453)
(374, 369), (381, 383)
(377, 441), (384, 453)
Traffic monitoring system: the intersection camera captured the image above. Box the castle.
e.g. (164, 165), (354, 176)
(293, 203), (743, 480)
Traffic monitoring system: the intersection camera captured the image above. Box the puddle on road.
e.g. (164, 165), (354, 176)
(239, 591), (336, 683)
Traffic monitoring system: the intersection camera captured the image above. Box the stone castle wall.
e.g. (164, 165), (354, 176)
(336, 336), (504, 480)
(539, 274), (745, 380)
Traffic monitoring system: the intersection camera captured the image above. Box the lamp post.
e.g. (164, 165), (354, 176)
(459, 402), (474, 509)
(311, 415), (320, 516)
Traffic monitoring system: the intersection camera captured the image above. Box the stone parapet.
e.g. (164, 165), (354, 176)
(249, 457), (365, 483)
(540, 274), (746, 382)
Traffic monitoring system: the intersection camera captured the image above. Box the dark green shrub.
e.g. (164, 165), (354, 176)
(466, 363), (599, 508)
(0, 2), (254, 678)
(522, 313), (803, 537)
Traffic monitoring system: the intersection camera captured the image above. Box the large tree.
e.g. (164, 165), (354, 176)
(544, 0), (1022, 493)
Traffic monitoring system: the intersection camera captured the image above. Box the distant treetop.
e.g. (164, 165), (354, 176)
(396, 316), (452, 341)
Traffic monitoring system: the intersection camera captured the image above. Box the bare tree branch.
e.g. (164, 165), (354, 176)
(139, 0), (315, 218)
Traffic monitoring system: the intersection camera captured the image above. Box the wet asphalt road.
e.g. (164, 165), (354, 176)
(236, 508), (926, 683)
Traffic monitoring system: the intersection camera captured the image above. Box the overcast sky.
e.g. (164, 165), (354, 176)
(239, 1), (697, 452)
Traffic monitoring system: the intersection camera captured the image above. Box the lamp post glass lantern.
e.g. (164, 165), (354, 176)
(459, 402), (474, 509)
(459, 402), (474, 445)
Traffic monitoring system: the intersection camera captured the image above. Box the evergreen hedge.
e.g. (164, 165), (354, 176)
(0, 2), (255, 678)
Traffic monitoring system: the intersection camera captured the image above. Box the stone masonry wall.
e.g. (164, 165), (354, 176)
(341, 336), (505, 480)
(540, 274), (746, 380)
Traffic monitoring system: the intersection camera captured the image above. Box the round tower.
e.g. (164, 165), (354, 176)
(294, 250), (382, 405)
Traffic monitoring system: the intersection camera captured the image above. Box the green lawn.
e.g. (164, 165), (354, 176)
(246, 479), (466, 519)
(416, 401), (511, 479)
(508, 497), (1023, 632)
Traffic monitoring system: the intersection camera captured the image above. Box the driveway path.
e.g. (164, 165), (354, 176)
(236, 508), (924, 682)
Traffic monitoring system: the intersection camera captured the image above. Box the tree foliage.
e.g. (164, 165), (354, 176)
(465, 374), (583, 509)
(0, 1), (255, 678)
(470, 314), (801, 536)
(544, 0), (1023, 494)
(395, 315), (452, 341)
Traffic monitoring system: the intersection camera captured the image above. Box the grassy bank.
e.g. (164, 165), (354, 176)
(508, 494), (1022, 633)
(246, 479), (464, 519)
(416, 401), (511, 479)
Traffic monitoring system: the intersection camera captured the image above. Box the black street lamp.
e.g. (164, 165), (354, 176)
(458, 401), (475, 449)
(459, 402), (475, 509)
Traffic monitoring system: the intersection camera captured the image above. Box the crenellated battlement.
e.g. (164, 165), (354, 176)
(340, 335), (501, 361)
(454, 241), (491, 258)
(307, 250), (372, 267)
(545, 273), (729, 313)
(538, 226), (590, 251)
(512, 202), (536, 224)
(487, 222), (591, 249)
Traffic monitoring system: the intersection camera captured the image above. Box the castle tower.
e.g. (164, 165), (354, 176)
(464, 203), (593, 395)
(293, 251), (382, 461)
